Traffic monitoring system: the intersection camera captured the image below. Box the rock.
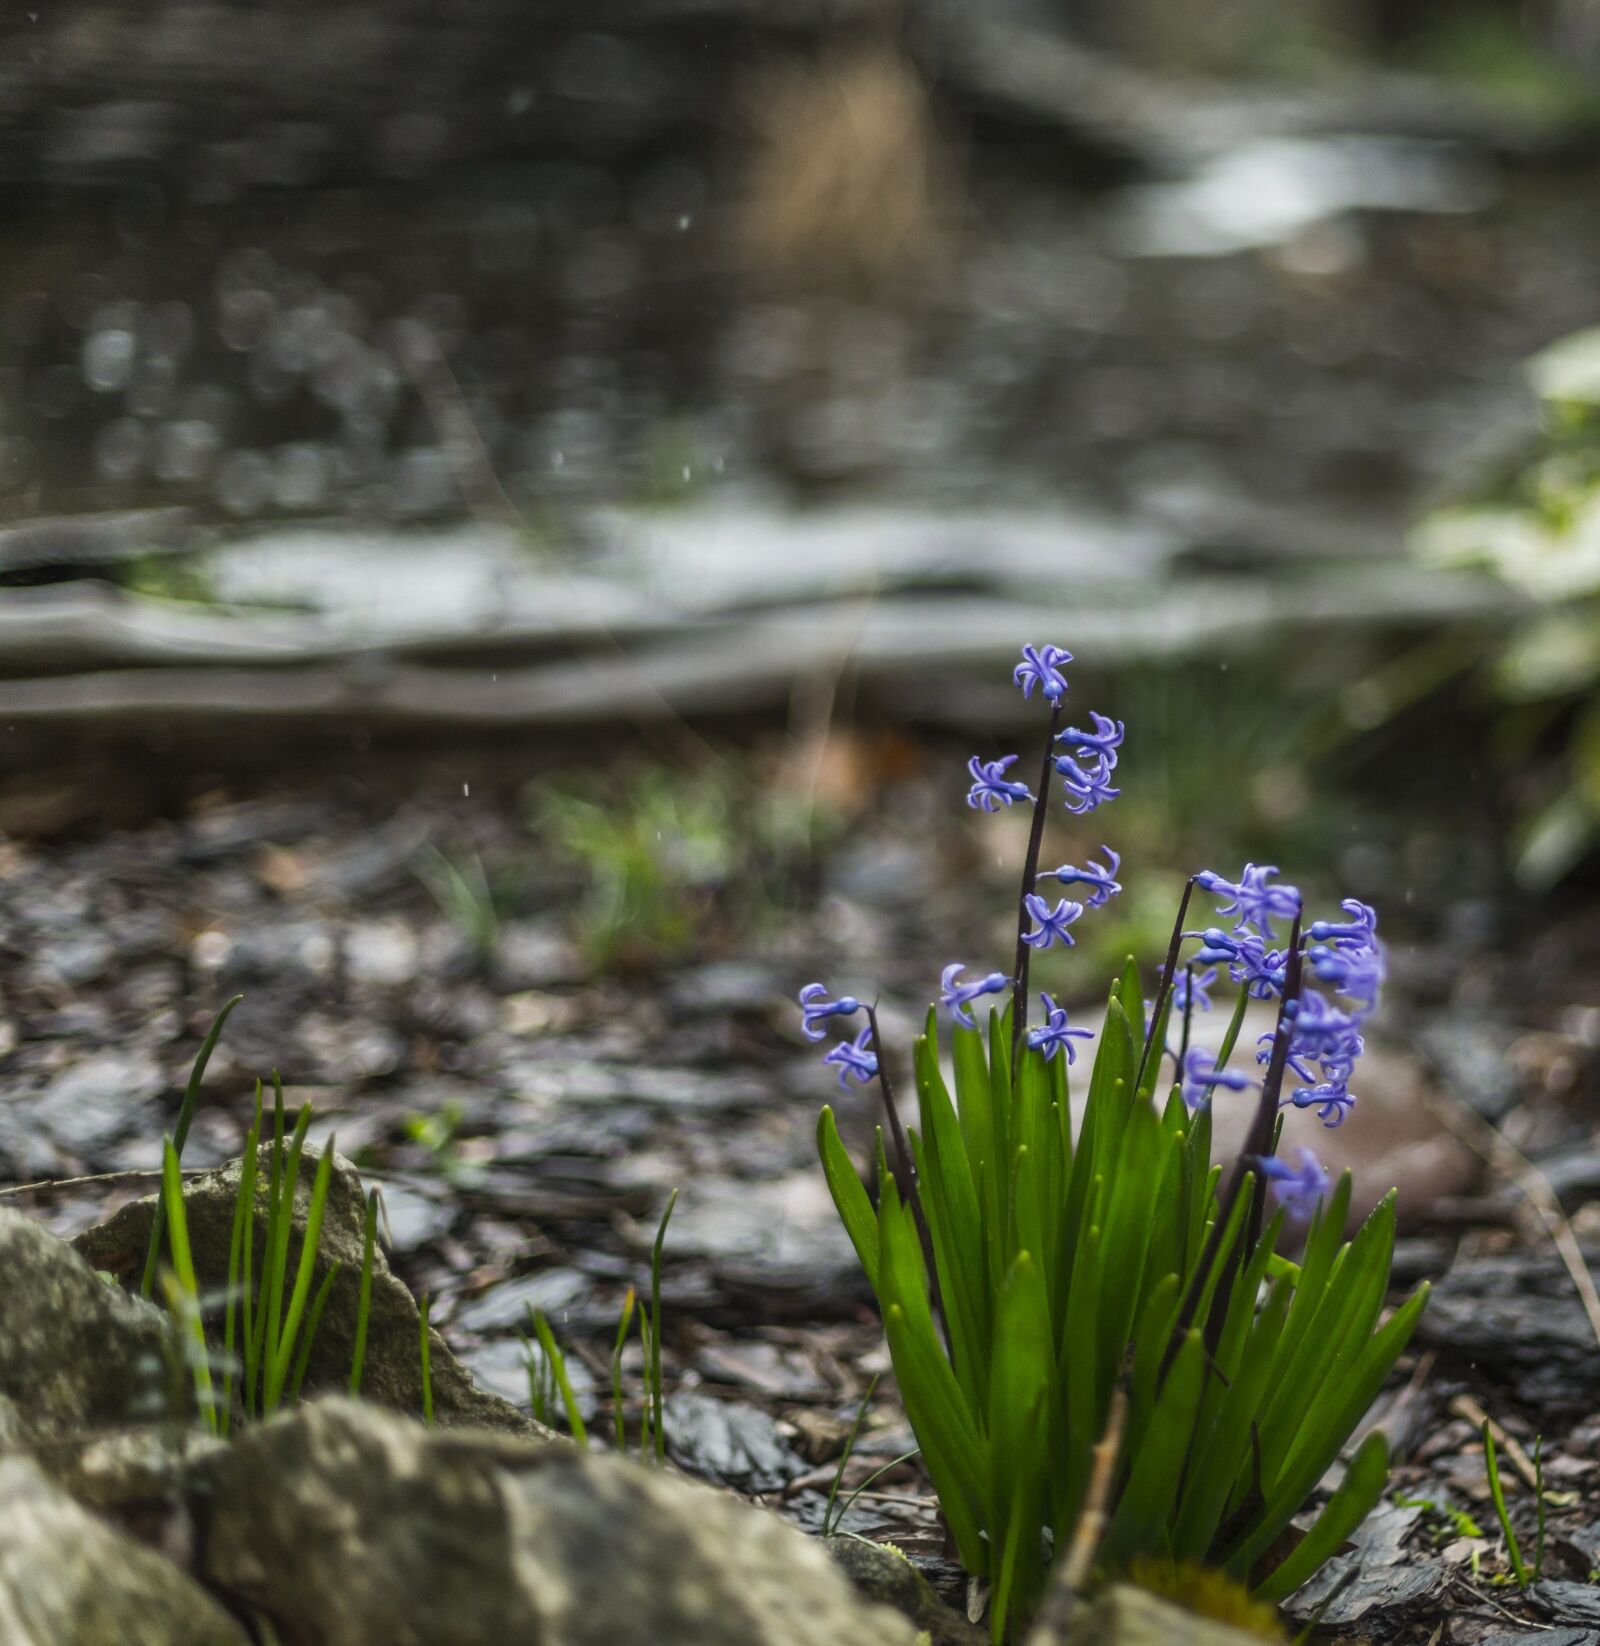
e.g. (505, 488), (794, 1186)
(826, 1537), (986, 1646)
(1047, 1584), (1288, 1644)
(0, 1455), (250, 1646)
(198, 1397), (921, 1646)
(0, 1208), (170, 1439)
(661, 1391), (807, 1493)
(1415, 1250), (1600, 1412)
(71, 1145), (545, 1437)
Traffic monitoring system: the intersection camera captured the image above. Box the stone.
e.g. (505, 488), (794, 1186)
(1055, 1584), (1288, 1644)
(0, 1208), (170, 1439)
(0, 1456), (250, 1646)
(827, 1537), (986, 1646)
(72, 1145), (545, 1437)
(198, 1397), (921, 1646)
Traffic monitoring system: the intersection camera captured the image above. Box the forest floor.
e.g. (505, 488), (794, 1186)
(1, 746), (1597, 1642)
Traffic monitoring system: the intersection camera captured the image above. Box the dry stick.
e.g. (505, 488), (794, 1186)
(0, 1166), (211, 1199)
(1025, 1387), (1128, 1646)
(1417, 1074), (1600, 1355)
(1449, 1392), (1541, 1494)
(1010, 701), (1064, 1068)
(1133, 878), (1197, 1100)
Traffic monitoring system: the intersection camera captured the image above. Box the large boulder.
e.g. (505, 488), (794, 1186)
(0, 1207), (169, 1439)
(198, 1397), (921, 1646)
(0, 1455), (250, 1646)
(73, 1144), (544, 1436)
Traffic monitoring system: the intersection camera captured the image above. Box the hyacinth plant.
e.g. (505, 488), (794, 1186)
(803, 643), (1428, 1640)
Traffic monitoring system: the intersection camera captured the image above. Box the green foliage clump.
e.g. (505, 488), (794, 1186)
(818, 977), (1426, 1639)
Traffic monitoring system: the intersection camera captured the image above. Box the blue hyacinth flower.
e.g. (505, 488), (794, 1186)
(797, 982), (863, 1043)
(1259, 1147), (1330, 1215)
(1040, 845), (1121, 908)
(822, 1025), (879, 1090)
(1013, 643), (1072, 703)
(1181, 1047), (1254, 1109)
(1026, 993), (1095, 1063)
(966, 754), (1034, 813)
(1021, 894), (1084, 950)
(1058, 752), (1121, 815)
(1195, 863), (1302, 939)
(940, 963), (1010, 1030)
(1057, 711), (1125, 760)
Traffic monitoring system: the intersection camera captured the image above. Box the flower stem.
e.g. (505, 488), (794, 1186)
(865, 1005), (944, 1337)
(1010, 702), (1063, 1068)
(1133, 877), (1196, 1099)
(1160, 909), (1304, 1379)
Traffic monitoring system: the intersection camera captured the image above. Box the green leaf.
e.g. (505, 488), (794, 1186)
(817, 1107), (880, 1294)
(987, 1251), (1054, 1637)
(530, 1308), (590, 1448)
(1099, 1328), (1208, 1568)
(1252, 1430), (1391, 1602)
(142, 995), (243, 1296)
(160, 1135), (215, 1432)
(266, 1133), (335, 1410)
(1170, 1273), (1293, 1562)
(1224, 1281), (1428, 1575)
(951, 1020), (994, 1180)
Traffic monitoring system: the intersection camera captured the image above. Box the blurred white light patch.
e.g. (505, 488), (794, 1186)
(1112, 137), (1494, 259)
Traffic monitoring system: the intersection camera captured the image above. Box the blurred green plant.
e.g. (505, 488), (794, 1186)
(529, 760), (829, 970)
(1400, 325), (1600, 888)
(413, 844), (501, 961)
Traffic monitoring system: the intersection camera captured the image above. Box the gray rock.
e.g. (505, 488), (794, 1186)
(199, 1397), (921, 1646)
(1034, 1584), (1288, 1645)
(0, 1455), (250, 1646)
(662, 1391), (806, 1493)
(826, 1537), (985, 1646)
(0, 1208), (170, 1438)
(71, 1145), (545, 1437)
(33, 1050), (165, 1154)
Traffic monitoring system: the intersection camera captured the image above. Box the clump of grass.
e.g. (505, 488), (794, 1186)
(523, 1306), (588, 1445)
(414, 844), (500, 962)
(152, 1000), (381, 1435)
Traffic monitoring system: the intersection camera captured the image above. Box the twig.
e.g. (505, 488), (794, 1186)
(0, 1166), (212, 1200)
(1026, 1387), (1127, 1646)
(1416, 1076), (1600, 1354)
(1450, 1392), (1540, 1494)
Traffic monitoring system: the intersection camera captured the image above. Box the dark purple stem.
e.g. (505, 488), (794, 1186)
(1161, 909), (1304, 1379)
(1133, 878), (1196, 1099)
(866, 1004), (943, 1332)
(1010, 701), (1064, 1068)
(866, 1003), (916, 1209)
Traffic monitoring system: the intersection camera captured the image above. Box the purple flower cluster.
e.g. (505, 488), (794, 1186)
(798, 983), (878, 1090)
(1055, 712), (1124, 817)
(1257, 898), (1386, 1128)
(948, 646), (1126, 1034)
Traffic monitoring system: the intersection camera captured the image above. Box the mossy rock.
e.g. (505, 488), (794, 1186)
(72, 1145), (546, 1436)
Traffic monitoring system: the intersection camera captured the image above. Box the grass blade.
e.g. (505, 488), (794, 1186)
(142, 994), (244, 1296)
(530, 1308), (589, 1447)
(160, 1136), (216, 1433)
(349, 1188), (378, 1396)
(650, 1189), (677, 1465)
